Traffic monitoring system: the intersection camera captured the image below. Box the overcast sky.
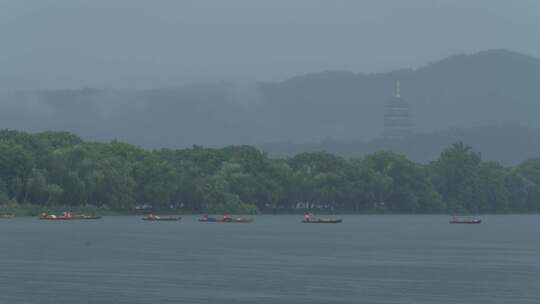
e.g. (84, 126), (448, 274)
(1, 0), (539, 90)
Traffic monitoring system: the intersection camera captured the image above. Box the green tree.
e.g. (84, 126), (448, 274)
(431, 142), (482, 213)
(477, 162), (509, 213)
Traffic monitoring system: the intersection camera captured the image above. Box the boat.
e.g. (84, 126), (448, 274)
(302, 218), (342, 224)
(39, 215), (73, 220)
(198, 216), (219, 222)
(0, 213), (15, 219)
(73, 215), (102, 220)
(198, 215), (253, 223)
(449, 216), (481, 224)
(142, 215), (181, 221)
(223, 217), (254, 223)
(301, 212), (342, 224)
(39, 212), (102, 220)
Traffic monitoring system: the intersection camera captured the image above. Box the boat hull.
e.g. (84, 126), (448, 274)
(198, 217), (218, 222)
(39, 217), (73, 220)
(39, 215), (102, 220)
(449, 220), (481, 224)
(0, 214), (15, 219)
(142, 217), (181, 221)
(74, 216), (102, 220)
(198, 218), (253, 223)
(226, 219), (253, 223)
(302, 219), (342, 224)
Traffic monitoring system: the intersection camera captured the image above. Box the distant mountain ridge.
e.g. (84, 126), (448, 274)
(258, 49), (540, 141)
(0, 49), (539, 163)
(259, 124), (540, 166)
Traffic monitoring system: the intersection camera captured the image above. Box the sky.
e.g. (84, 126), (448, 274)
(1, 0), (539, 90)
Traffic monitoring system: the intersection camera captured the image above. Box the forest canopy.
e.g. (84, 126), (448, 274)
(0, 129), (539, 214)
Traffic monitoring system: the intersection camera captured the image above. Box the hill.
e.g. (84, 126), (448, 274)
(259, 124), (540, 166)
(1, 49), (539, 164)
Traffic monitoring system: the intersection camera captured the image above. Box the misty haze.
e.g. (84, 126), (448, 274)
(1, 1), (540, 304)
(2, 49), (540, 165)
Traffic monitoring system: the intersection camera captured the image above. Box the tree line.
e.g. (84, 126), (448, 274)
(0, 129), (539, 214)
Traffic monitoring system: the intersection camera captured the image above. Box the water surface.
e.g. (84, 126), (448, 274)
(1, 215), (539, 303)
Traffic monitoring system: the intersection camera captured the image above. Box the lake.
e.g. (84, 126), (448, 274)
(1, 215), (539, 303)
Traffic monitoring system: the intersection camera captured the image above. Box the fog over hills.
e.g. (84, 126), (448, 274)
(260, 124), (540, 166)
(1, 49), (539, 164)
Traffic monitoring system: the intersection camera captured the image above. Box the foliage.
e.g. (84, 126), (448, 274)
(0, 130), (539, 214)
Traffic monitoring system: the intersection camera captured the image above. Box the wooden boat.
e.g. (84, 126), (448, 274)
(39, 216), (73, 220)
(142, 215), (181, 221)
(302, 218), (342, 224)
(73, 215), (102, 220)
(0, 213), (15, 219)
(39, 213), (102, 220)
(449, 217), (481, 224)
(198, 216), (253, 223)
(223, 217), (254, 223)
(198, 216), (219, 222)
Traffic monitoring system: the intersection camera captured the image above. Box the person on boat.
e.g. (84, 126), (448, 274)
(222, 213), (230, 221)
(304, 212), (311, 222)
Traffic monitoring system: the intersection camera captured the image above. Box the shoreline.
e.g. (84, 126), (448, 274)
(2, 206), (538, 217)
